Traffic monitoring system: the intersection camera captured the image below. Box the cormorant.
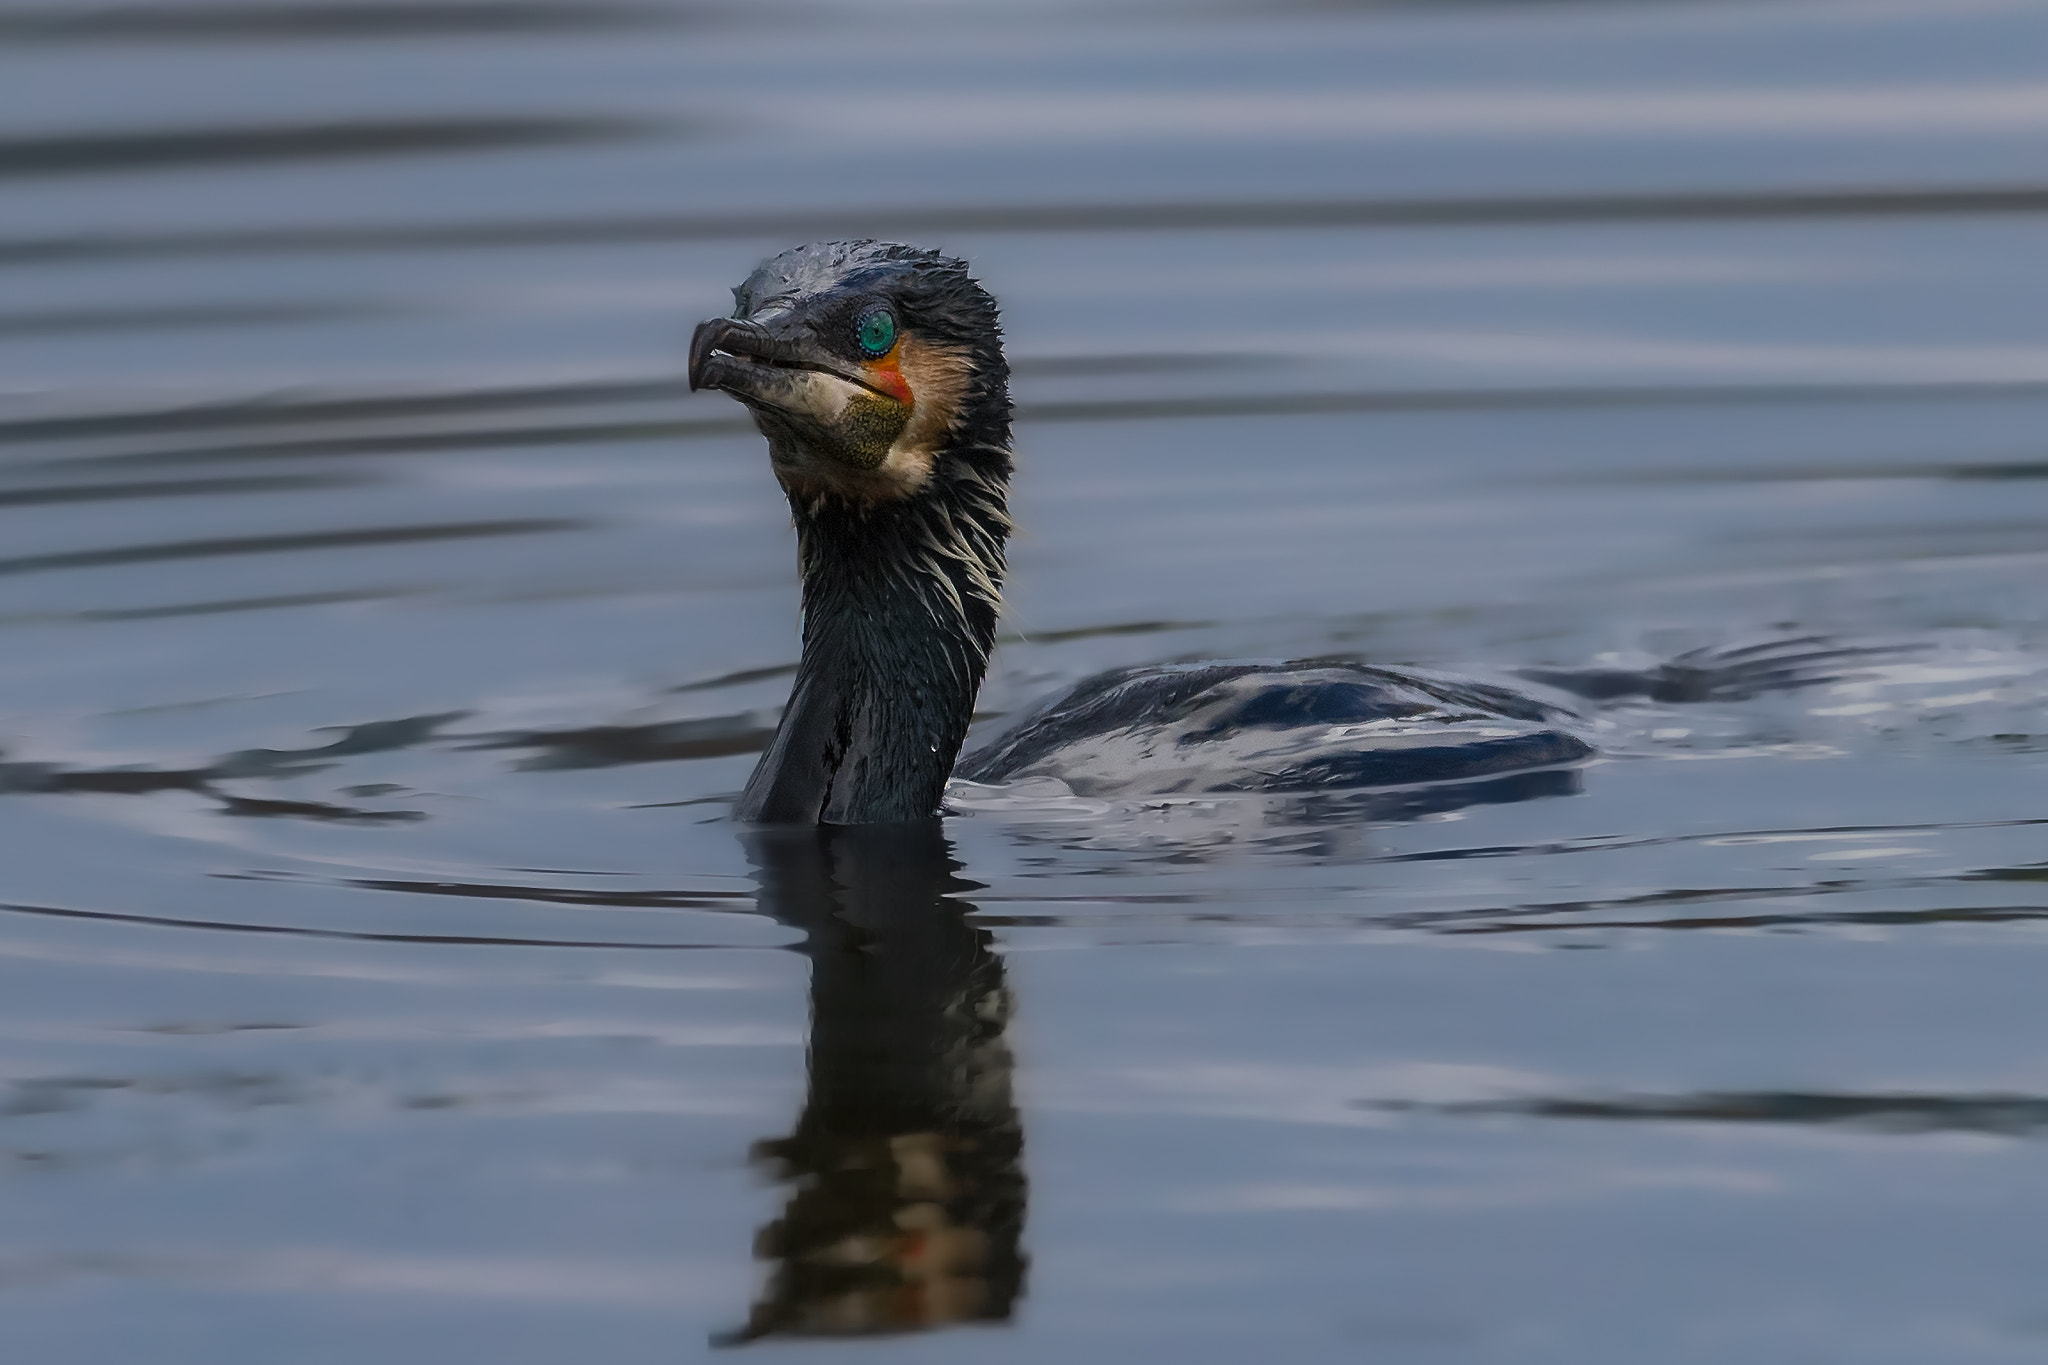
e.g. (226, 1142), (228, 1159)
(688, 241), (1858, 825)
(691, 241), (1012, 822)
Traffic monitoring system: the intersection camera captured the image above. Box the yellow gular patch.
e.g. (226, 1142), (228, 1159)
(779, 335), (976, 504)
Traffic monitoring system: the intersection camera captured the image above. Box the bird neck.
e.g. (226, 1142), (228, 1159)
(736, 448), (1011, 824)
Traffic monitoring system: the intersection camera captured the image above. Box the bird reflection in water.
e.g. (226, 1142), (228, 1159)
(720, 824), (1026, 1344)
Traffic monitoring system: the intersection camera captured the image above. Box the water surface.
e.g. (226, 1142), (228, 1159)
(2, 0), (2047, 1359)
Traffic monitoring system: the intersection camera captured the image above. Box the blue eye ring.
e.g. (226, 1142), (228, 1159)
(855, 306), (897, 358)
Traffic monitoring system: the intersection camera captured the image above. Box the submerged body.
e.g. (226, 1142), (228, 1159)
(690, 242), (1869, 824)
(956, 661), (1590, 797)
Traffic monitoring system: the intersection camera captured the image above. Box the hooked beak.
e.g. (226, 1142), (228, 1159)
(689, 316), (785, 395)
(692, 321), (778, 397)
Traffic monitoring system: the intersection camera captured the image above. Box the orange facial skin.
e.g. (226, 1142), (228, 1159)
(862, 342), (915, 406)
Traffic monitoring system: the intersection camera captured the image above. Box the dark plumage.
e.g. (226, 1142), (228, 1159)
(954, 662), (1591, 795)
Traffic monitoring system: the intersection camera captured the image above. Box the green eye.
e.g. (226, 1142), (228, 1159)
(856, 307), (897, 357)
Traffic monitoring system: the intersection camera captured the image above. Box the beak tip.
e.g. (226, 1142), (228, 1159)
(687, 317), (725, 394)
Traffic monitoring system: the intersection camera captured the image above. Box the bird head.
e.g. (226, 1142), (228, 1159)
(689, 240), (1007, 504)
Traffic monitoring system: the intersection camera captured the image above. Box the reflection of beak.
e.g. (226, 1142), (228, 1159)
(688, 312), (912, 471)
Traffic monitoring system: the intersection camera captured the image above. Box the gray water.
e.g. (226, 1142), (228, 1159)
(3, 0), (2048, 1358)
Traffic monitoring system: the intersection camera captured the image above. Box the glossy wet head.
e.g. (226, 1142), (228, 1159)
(689, 241), (1004, 503)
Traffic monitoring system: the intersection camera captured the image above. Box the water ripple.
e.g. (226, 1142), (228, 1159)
(1376, 1090), (2048, 1138)
(0, 899), (735, 950)
(10, 181), (2048, 264)
(0, 115), (665, 180)
(0, 517), (588, 577)
(0, 1), (682, 43)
